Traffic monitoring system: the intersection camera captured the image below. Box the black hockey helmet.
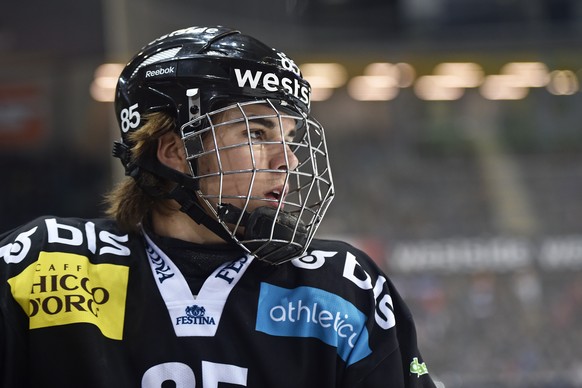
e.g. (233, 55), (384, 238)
(114, 26), (311, 143)
(113, 26), (335, 264)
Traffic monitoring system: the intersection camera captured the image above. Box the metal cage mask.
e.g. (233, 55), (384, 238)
(180, 99), (335, 264)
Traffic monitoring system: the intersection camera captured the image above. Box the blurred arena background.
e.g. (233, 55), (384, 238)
(1, 1), (581, 386)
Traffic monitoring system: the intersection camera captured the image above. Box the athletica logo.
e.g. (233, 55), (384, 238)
(256, 283), (372, 366)
(175, 305), (217, 326)
(233, 68), (310, 106)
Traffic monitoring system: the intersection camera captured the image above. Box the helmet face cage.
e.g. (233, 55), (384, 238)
(181, 99), (335, 263)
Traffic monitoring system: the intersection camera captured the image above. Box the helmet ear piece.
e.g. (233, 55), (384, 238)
(112, 140), (140, 178)
(187, 88), (201, 122)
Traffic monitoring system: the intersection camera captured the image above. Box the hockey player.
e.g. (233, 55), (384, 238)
(0, 26), (437, 387)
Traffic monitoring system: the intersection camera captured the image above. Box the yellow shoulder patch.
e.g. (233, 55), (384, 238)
(7, 251), (129, 340)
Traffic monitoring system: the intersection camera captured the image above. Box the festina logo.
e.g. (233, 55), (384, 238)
(175, 304), (216, 326)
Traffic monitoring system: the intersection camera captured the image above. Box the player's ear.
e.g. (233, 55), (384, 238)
(157, 131), (187, 172)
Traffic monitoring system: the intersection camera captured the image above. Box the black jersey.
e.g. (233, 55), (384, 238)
(0, 216), (436, 388)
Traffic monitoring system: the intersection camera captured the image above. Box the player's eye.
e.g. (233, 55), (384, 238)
(285, 129), (297, 143)
(248, 129), (266, 141)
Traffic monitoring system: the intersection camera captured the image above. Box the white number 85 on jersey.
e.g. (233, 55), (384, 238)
(142, 361), (248, 387)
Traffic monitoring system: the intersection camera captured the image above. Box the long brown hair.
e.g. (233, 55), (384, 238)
(104, 112), (176, 232)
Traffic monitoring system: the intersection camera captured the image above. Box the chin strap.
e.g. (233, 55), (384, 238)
(113, 140), (236, 243)
(168, 186), (238, 244)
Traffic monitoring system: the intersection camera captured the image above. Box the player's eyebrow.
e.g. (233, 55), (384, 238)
(247, 116), (276, 129)
(247, 115), (298, 138)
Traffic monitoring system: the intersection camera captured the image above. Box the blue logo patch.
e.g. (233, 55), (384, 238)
(256, 283), (372, 365)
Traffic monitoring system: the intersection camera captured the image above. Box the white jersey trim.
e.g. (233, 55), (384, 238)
(143, 231), (254, 337)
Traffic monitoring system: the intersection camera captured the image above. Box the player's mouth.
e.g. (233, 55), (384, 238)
(264, 185), (288, 208)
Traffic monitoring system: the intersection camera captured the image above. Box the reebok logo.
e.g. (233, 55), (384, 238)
(256, 283), (372, 366)
(145, 65), (176, 78)
(234, 68), (310, 107)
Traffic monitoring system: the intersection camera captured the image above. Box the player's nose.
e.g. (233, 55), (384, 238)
(269, 141), (299, 171)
